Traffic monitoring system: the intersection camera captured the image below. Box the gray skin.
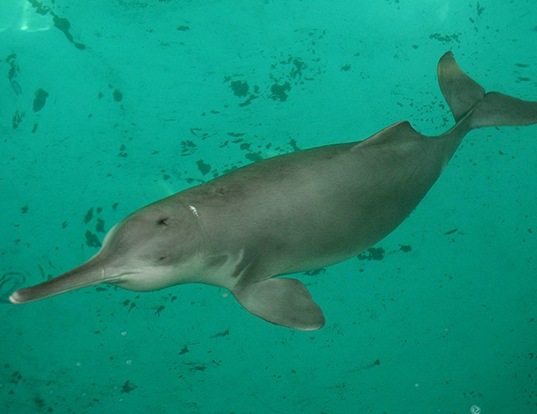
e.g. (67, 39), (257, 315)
(9, 52), (537, 330)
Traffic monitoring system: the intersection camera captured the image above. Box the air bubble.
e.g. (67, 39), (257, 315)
(470, 405), (481, 414)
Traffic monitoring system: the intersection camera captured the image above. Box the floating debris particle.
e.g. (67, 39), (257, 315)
(120, 380), (137, 393)
(96, 218), (105, 233)
(210, 329), (229, 338)
(113, 89), (123, 102)
(304, 268), (326, 276)
(196, 160), (211, 176)
(52, 14), (86, 50)
(12, 111), (24, 129)
(429, 33), (460, 43)
(270, 81), (291, 101)
(357, 247), (385, 261)
(85, 230), (101, 248)
(33, 88), (49, 112)
(399, 244), (412, 253)
(84, 208), (94, 224)
(230, 80), (249, 97)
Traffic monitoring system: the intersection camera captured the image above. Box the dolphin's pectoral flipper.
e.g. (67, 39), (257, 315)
(232, 278), (325, 330)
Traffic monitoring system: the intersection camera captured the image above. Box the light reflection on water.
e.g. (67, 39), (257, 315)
(0, 0), (53, 33)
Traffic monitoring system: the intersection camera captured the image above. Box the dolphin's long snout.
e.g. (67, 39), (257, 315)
(9, 257), (107, 304)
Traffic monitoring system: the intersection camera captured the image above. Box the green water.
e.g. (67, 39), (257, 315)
(1, 0), (536, 413)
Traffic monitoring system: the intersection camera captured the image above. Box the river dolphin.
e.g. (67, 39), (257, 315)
(9, 52), (537, 330)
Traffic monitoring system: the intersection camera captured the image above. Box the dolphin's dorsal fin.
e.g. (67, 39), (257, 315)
(232, 278), (325, 330)
(352, 121), (423, 150)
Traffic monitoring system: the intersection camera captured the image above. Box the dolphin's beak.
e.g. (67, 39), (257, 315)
(9, 256), (108, 304)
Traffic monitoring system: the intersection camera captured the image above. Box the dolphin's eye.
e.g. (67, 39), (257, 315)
(157, 217), (169, 226)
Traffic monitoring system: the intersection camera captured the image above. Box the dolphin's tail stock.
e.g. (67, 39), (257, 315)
(437, 51), (537, 129)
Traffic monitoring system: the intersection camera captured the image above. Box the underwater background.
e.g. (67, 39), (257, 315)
(1, 0), (536, 413)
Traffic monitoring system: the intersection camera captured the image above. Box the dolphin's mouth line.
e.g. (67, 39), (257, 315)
(103, 270), (142, 285)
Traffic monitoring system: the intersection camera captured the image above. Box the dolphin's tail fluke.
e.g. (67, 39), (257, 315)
(437, 51), (537, 128)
